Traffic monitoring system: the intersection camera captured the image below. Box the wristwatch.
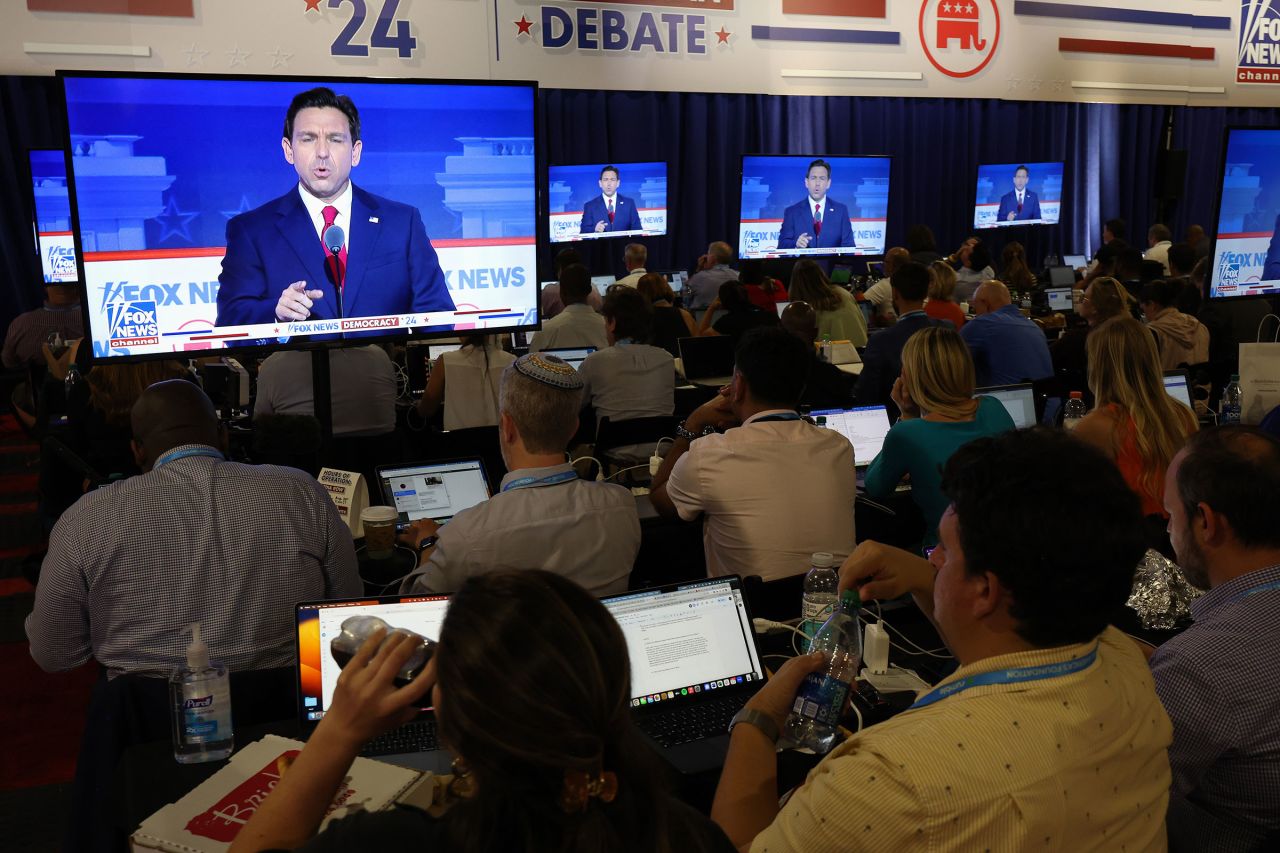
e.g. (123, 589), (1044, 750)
(728, 707), (781, 745)
(675, 420), (716, 442)
(416, 535), (439, 556)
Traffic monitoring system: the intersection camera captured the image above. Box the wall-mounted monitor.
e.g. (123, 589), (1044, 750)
(28, 149), (79, 285)
(1209, 127), (1280, 300)
(973, 161), (1064, 230)
(60, 72), (539, 361)
(738, 155), (890, 260)
(547, 161), (667, 243)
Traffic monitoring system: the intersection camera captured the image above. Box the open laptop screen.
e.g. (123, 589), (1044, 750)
(1045, 287), (1074, 313)
(1063, 254), (1087, 269)
(541, 347), (596, 370)
(591, 275), (616, 295)
(976, 383), (1036, 429)
(296, 594), (449, 722)
(810, 405), (892, 467)
(1163, 370), (1193, 409)
(604, 578), (764, 708)
(378, 459), (491, 524)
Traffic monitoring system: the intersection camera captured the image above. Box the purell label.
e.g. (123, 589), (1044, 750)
(183, 694), (214, 710)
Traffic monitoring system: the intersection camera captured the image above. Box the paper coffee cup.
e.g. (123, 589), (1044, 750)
(361, 506), (398, 559)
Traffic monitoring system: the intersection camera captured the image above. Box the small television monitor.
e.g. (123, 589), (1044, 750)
(1209, 128), (1280, 300)
(60, 72), (539, 361)
(973, 162), (1064, 229)
(738, 155), (891, 259)
(547, 161), (667, 243)
(27, 149), (79, 285)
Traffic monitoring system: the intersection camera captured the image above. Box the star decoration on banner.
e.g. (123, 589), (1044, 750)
(514, 16), (534, 36)
(182, 42), (208, 66)
(152, 196), (200, 244)
(304, 0), (322, 11)
(269, 46), (293, 68)
(221, 194), (254, 221)
(226, 44), (251, 67)
(715, 27), (732, 44)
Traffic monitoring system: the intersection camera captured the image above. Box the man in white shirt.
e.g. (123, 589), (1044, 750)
(529, 263), (609, 353)
(650, 327), (856, 581)
(615, 242), (648, 288)
(254, 344), (396, 436)
(1145, 223), (1174, 275)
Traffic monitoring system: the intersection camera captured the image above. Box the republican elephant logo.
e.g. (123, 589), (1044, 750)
(936, 1), (987, 51)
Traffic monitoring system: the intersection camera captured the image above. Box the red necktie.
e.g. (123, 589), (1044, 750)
(813, 203), (823, 237)
(1017, 195), (1023, 214)
(322, 205), (347, 289)
(607, 199), (615, 225)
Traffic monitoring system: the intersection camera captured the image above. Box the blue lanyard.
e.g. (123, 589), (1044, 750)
(501, 469), (579, 493)
(909, 644), (1098, 710)
(1226, 579), (1280, 607)
(154, 447), (224, 469)
(752, 412), (802, 424)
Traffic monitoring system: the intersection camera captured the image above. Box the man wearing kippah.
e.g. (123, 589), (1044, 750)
(398, 353), (640, 596)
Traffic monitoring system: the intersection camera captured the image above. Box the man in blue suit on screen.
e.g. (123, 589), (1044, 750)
(579, 165), (642, 235)
(1263, 213), (1280, 282)
(216, 87), (455, 336)
(776, 159), (856, 251)
(995, 165), (1043, 223)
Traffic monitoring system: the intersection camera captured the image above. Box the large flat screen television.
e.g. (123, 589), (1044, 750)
(547, 161), (667, 243)
(973, 161), (1064, 229)
(28, 148), (79, 285)
(738, 155), (890, 259)
(1209, 127), (1280, 300)
(59, 72), (539, 360)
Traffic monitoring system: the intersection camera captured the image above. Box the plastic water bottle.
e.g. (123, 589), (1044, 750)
(801, 552), (838, 640)
(1063, 391), (1087, 430)
(1020, 291), (1032, 311)
(64, 363), (81, 398)
(819, 335), (832, 364)
(170, 623), (233, 764)
(785, 590), (862, 753)
(1221, 375), (1242, 425)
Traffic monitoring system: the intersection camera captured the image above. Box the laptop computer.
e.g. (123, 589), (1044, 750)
(294, 593), (454, 772)
(1163, 369), (1193, 409)
(540, 346), (596, 370)
(1045, 287), (1074, 314)
(604, 576), (765, 774)
(667, 270), (688, 293)
(591, 275), (617, 296)
(376, 457), (492, 526)
(1047, 266), (1076, 287)
(976, 383), (1036, 429)
(677, 335), (736, 386)
(774, 300), (791, 319)
(809, 405), (893, 473)
(1063, 254), (1087, 269)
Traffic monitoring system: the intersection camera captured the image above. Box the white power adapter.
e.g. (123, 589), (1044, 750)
(649, 454), (662, 476)
(863, 620), (890, 675)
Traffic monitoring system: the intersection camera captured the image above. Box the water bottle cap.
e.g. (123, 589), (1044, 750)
(1069, 391), (1083, 399)
(1230, 374), (1240, 382)
(840, 589), (861, 609)
(810, 552), (834, 568)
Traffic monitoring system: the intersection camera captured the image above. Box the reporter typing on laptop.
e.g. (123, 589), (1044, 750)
(230, 570), (735, 853)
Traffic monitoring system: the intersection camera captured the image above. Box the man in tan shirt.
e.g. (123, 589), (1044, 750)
(712, 427), (1172, 852)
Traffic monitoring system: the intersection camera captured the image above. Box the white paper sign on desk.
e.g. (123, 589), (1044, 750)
(317, 468), (369, 538)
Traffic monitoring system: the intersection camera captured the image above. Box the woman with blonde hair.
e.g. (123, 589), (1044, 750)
(786, 260), (867, 346)
(1073, 316), (1197, 519)
(863, 325), (1015, 547)
(924, 261), (965, 329)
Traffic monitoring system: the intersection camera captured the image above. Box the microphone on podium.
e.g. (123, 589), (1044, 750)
(322, 224), (346, 318)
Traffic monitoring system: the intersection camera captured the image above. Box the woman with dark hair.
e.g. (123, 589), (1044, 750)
(786, 260), (868, 346)
(906, 224), (942, 265)
(636, 272), (696, 356)
(416, 333), (515, 429)
(231, 570), (735, 853)
(698, 280), (778, 343)
(1000, 241), (1036, 295)
(738, 259), (788, 312)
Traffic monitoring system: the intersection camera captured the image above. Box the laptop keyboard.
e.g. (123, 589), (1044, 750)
(360, 719), (440, 757)
(635, 694), (746, 748)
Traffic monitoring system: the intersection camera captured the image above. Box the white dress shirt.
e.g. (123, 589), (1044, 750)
(297, 182), (353, 255)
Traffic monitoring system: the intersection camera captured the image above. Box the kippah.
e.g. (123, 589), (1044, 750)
(513, 353), (584, 390)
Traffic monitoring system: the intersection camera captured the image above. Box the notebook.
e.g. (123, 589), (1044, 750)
(976, 383), (1036, 429)
(541, 346), (596, 370)
(677, 335), (736, 385)
(377, 458), (492, 525)
(1045, 287), (1074, 313)
(604, 576), (765, 774)
(809, 405), (893, 469)
(1163, 369), (1193, 409)
(294, 594), (453, 772)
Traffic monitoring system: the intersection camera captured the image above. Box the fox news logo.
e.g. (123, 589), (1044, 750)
(47, 246), (76, 278)
(1239, 0), (1280, 84)
(106, 301), (160, 348)
(1218, 260), (1241, 289)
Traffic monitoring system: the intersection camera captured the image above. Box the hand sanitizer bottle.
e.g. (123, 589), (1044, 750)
(170, 622), (233, 763)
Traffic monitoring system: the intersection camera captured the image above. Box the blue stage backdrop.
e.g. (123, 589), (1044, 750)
(547, 160), (667, 243)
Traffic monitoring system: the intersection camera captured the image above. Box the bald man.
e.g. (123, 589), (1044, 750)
(687, 240), (739, 310)
(960, 281), (1052, 387)
(27, 379), (360, 679)
(863, 246), (911, 323)
(781, 301), (855, 409)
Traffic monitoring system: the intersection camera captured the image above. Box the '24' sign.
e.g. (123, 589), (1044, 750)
(328, 0), (417, 58)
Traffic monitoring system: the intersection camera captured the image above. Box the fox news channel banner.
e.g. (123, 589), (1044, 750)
(1211, 128), (1280, 300)
(29, 149), (78, 285)
(973, 162), (1064, 230)
(548, 161), (667, 244)
(60, 73), (538, 360)
(738, 155), (889, 260)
